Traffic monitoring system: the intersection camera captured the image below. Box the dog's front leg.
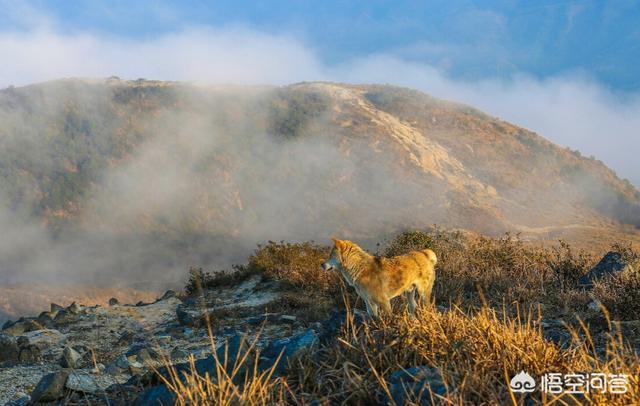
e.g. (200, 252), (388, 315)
(364, 300), (379, 317)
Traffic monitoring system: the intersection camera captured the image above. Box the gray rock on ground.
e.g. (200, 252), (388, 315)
(579, 251), (637, 287)
(386, 366), (447, 405)
(0, 334), (19, 364)
(30, 369), (70, 403)
(60, 346), (83, 368)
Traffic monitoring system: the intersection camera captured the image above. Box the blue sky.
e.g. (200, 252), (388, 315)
(4, 0), (640, 90)
(0, 0), (639, 186)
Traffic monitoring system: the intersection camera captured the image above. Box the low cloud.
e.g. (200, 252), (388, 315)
(0, 24), (637, 187)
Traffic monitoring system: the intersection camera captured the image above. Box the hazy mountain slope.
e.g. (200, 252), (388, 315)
(0, 78), (638, 289)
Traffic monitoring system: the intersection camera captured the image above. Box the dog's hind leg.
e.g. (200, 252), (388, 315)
(405, 287), (418, 314)
(416, 281), (433, 307)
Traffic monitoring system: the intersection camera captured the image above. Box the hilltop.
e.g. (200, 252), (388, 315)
(0, 78), (639, 319)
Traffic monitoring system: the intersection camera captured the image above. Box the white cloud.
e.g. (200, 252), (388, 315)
(0, 25), (638, 187)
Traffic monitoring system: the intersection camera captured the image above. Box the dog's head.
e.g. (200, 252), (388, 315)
(321, 238), (349, 272)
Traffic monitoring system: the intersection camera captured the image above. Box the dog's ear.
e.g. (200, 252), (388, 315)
(332, 238), (344, 250)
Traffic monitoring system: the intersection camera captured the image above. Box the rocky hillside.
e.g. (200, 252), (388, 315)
(1, 79), (637, 240)
(1, 231), (639, 405)
(0, 78), (639, 319)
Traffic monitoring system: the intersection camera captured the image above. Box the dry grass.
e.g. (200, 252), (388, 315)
(159, 334), (291, 405)
(164, 301), (639, 405)
(166, 230), (639, 405)
(247, 241), (336, 293)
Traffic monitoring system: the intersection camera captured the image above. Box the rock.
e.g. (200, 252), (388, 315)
(30, 369), (70, 403)
(387, 366), (447, 405)
(171, 346), (189, 360)
(61, 345), (83, 368)
(587, 300), (602, 312)
(126, 345), (157, 364)
(319, 309), (368, 343)
(115, 354), (130, 369)
(66, 371), (101, 394)
(0, 333), (19, 364)
(18, 344), (42, 363)
(67, 302), (81, 314)
(579, 251), (636, 287)
(108, 297), (119, 306)
(247, 313), (282, 326)
(37, 311), (54, 326)
(261, 329), (318, 374)
(133, 384), (175, 406)
(176, 305), (205, 327)
(159, 290), (177, 300)
(135, 301), (147, 307)
(4, 393), (29, 406)
(19, 329), (65, 349)
(90, 363), (105, 374)
(280, 315), (297, 323)
(544, 329), (571, 348)
(51, 303), (64, 312)
(2, 318), (43, 336)
(128, 360), (145, 375)
(53, 309), (76, 326)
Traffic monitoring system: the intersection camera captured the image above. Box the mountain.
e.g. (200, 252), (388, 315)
(0, 78), (638, 289)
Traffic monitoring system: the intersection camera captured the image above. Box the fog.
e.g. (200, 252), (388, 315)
(0, 18), (639, 294)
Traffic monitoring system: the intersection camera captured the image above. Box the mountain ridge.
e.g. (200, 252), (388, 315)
(0, 78), (638, 286)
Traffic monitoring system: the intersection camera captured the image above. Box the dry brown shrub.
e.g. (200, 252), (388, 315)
(247, 241), (337, 293)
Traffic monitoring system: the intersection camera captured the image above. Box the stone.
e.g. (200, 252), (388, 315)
(0, 333), (19, 364)
(387, 366), (447, 406)
(261, 329), (318, 374)
(579, 251), (636, 287)
(30, 369), (70, 403)
(280, 315), (297, 323)
(587, 300), (602, 312)
(128, 360), (145, 375)
(67, 302), (81, 314)
(51, 303), (64, 312)
(4, 392), (29, 406)
(247, 313), (281, 326)
(176, 305), (206, 327)
(125, 345), (157, 364)
(61, 345), (83, 368)
(133, 384), (175, 406)
(66, 371), (101, 394)
(53, 309), (76, 326)
(171, 346), (189, 360)
(115, 354), (130, 369)
(159, 290), (177, 300)
(108, 297), (119, 306)
(18, 344), (42, 363)
(2, 319), (43, 336)
(37, 311), (54, 326)
(19, 329), (65, 349)
(319, 309), (368, 343)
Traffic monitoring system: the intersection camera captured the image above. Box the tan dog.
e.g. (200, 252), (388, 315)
(321, 238), (437, 316)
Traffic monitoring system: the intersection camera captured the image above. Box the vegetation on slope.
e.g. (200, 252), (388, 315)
(176, 230), (640, 405)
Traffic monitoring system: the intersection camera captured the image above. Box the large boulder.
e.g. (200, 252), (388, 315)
(579, 251), (636, 287)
